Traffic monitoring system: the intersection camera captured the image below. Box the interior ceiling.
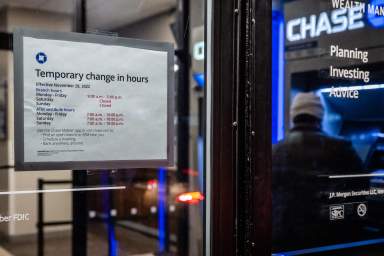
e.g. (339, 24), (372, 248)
(0, 0), (176, 30)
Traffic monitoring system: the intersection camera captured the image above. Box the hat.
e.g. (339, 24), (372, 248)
(290, 92), (324, 120)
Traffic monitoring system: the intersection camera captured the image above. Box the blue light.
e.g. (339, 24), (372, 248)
(101, 172), (118, 256)
(272, 9), (285, 144)
(193, 73), (204, 88)
(367, 0), (384, 28)
(275, 238), (384, 255)
(373, 132), (384, 138)
(197, 136), (204, 191)
(158, 168), (167, 252)
(109, 226), (118, 256)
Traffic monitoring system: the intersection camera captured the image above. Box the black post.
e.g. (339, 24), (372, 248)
(37, 179), (44, 256)
(72, 170), (88, 256)
(74, 0), (87, 33)
(176, 0), (190, 254)
(0, 32), (12, 51)
(175, 2), (190, 179)
(72, 1), (88, 256)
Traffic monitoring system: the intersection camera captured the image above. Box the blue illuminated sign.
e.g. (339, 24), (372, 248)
(367, 0), (384, 28)
(287, 1), (384, 41)
(286, 7), (364, 42)
(193, 73), (204, 88)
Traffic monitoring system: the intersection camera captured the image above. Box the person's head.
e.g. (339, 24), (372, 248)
(290, 92), (324, 124)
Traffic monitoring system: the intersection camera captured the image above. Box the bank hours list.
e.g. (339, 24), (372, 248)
(35, 80), (124, 148)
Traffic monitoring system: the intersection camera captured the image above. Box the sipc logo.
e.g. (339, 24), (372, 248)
(330, 205), (345, 220)
(36, 52), (47, 64)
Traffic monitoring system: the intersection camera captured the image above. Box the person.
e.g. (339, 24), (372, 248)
(272, 92), (365, 251)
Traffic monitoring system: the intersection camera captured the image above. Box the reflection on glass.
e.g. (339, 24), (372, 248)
(0, 0), (205, 255)
(272, 0), (384, 254)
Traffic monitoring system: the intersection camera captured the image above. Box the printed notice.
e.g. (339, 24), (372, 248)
(15, 30), (173, 169)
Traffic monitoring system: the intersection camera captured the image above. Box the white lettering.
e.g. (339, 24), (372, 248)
(330, 65), (370, 83)
(329, 86), (359, 99)
(300, 15), (317, 40)
(316, 12), (333, 36)
(331, 8), (348, 33)
(348, 7), (364, 30)
(287, 18), (302, 42)
(330, 44), (369, 63)
(286, 7), (365, 42)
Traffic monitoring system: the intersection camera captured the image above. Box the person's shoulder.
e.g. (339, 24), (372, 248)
(321, 133), (353, 147)
(273, 136), (292, 151)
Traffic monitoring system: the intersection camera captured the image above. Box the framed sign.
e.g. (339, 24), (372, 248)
(13, 28), (174, 171)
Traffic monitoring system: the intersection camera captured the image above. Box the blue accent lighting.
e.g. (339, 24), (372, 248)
(367, 0), (384, 28)
(193, 73), (205, 88)
(272, 9), (285, 144)
(274, 238), (384, 255)
(158, 168), (167, 252)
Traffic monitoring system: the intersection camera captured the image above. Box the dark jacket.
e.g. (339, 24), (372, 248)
(272, 118), (364, 250)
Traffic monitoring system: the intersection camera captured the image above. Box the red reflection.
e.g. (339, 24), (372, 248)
(176, 192), (204, 204)
(147, 179), (158, 190)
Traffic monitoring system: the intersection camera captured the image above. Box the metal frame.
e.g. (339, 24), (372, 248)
(204, 0), (213, 254)
(13, 28), (175, 171)
(210, 0), (238, 255)
(210, 0), (271, 255)
(236, 0), (272, 254)
(174, 0), (190, 254)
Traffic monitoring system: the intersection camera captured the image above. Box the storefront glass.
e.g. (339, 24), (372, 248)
(0, 1), (206, 255)
(272, 0), (384, 255)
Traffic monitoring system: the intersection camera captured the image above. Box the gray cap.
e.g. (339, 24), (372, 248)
(290, 92), (324, 120)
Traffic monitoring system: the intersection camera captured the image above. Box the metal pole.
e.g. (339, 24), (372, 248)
(72, 170), (88, 256)
(37, 179), (44, 256)
(72, 1), (88, 256)
(176, 0), (190, 254)
(73, 0), (87, 33)
(176, 1), (190, 183)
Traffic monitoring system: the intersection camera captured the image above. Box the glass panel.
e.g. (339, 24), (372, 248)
(272, 0), (384, 255)
(0, 0), (206, 255)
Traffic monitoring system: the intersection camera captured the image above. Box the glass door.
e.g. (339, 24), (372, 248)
(272, 0), (384, 255)
(0, 0), (208, 255)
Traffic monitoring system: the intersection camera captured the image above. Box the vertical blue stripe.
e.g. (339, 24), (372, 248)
(158, 167), (167, 252)
(102, 171), (118, 256)
(272, 9), (285, 144)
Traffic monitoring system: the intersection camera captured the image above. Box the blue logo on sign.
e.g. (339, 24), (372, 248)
(368, 0), (384, 28)
(36, 52), (47, 64)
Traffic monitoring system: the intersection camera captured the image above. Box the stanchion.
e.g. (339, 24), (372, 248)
(37, 179), (44, 256)
(72, 170), (88, 256)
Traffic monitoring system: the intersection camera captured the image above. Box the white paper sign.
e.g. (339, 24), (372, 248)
(14, 29), (174, 170)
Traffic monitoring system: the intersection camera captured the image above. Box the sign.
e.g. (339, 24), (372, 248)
(330, 205), (345, 220)
(14, 28), (174, 170)
(191, 26), (205, 88)
(286, 7), (364, 42)
(357, 203), (367, 217)
(284, 0), (384, 60)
